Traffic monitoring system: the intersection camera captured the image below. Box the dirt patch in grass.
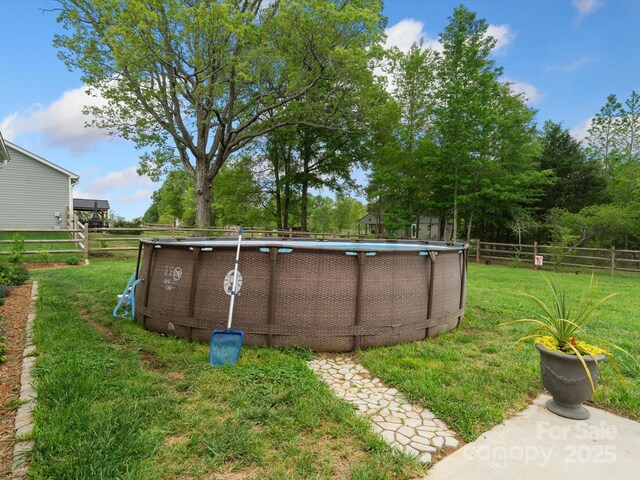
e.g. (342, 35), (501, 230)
(164, 433), (188, 447)
(167, 371), (185, 382)
(85, 320), (167, 376)
(25, 262), (83, 270)
(0, 283), (32, 478)
(88, 319), (113, 338)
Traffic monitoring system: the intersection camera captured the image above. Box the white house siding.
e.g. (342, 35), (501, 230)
(0, 145), (72, 229)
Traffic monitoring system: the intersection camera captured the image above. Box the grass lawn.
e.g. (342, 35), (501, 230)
(28, 260), (639, 478)
(30, 259), (422, 479)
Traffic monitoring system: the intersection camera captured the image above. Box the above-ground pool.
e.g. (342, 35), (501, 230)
(134, 238), (468, 352)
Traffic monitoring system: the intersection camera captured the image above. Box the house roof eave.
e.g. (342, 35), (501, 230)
(4, 139), (80, 180)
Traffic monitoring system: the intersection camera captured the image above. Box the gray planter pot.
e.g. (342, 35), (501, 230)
(536, 343), (606, 420)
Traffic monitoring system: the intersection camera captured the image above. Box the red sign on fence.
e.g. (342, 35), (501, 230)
(535, 255), (544, 266)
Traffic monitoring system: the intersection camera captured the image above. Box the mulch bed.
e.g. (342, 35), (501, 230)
(0, 283), (31, 478)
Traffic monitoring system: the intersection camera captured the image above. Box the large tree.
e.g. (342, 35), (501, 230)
(586, 91), (640, 206)
(433, 7), (546, 241)
(367, 43), (438, 237)
(431, 6), (505, 240)
(533, 121), (607, 215)
(586, 94), (624, 179)
(56, 0), (385, 226)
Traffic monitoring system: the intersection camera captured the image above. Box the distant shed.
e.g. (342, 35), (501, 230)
(0, 137), (79, 229)
(356, 212), (385, 236)
(357, 212), (452, 240)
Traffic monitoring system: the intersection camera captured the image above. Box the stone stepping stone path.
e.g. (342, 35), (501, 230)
(308, 357), (459, 463)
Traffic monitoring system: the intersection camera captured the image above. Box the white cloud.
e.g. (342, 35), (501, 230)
(546, 55), (594, 73)
(73, 166), (158, 199)
(570, 116), (594, 143)
(0, 86), (110, 154)
(486, 24), (515, 53)
(383, 20), (513, 56)
(384, 19), (440, 52)
(573, 0), (602, 18)
(503, 78), (545, 105)
(118, 189), (154, 202)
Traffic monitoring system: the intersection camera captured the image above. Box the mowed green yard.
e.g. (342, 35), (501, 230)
(27, 260), (639, 479)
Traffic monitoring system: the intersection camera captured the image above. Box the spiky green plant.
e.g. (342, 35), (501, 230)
(499, 275), (637, 392)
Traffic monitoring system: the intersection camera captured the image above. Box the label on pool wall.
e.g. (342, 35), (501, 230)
(224, 270), (243, 296)
(162, 265), (183, 291)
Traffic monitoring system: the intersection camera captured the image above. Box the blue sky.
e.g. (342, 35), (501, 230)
(1, 0), (638, 219)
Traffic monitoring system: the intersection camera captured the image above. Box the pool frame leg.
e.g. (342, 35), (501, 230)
(354, 252), (366, 350)
(267, 248), (278, 347)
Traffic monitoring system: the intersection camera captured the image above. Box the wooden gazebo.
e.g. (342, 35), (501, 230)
(73, 198), (110, 227)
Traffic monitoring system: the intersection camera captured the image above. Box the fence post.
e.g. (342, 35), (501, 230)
(475, 239), (480, 263)
(610, 246), (616, 277)
(288, 228), (292, 239)
(83, 222), (89, 261)
(533, 241), (538, 265)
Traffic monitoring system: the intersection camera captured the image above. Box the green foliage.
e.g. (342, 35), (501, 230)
(499, 275), (637, 390)
(9, 233), (25, 264)
(534, 121), (607, 216)
(37, 249), (54, 265)
(369, 6), (545, 241)
(548, 221), (580, 273)
(333, 194), (367, 232)
(56, 0), (386, 226)
(0, 285), (10, 298)
(367, 43), (437, 236)
(308, 196), (335, 232)
(550, 204), (640, 250)
(580, 90), (640, 248)
(0, 318), (6, 364)
(0, 263), (29, 286)
(501, 276), (616, 353)
(212, 157), (271, 227)
(66, 257), (81, 266)
(31, 259), (424, 478)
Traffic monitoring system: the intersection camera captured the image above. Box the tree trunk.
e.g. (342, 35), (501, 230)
(465, 211), (474, 242)
(452, 180), (458, 241)
(300, 165), (309, 232)
(274, 158), (283, 229)
(299, 132), (313, 232)
(195, 166), (212, 227)
(283, 148), (291, 229)
(283, 194), (290, 229)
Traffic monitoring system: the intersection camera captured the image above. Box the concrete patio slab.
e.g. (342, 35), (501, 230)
(424, 395), (640, 479)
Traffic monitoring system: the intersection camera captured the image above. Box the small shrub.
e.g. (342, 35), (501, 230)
(0, 285), (11, 298)
(0, 298), (5, 306)
(0, 264), (29, 286)
(10, 265), (29, 285)
(0, 263), (10, 285)
(507, 258), (525, 269)
(37, 249), (54, 264)
(8, 234), (25, 264)
(66, 257), (81, 265)
(110, 215), (144, 235)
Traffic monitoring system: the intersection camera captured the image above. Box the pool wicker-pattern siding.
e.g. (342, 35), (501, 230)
(134, 239), (468, 352)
